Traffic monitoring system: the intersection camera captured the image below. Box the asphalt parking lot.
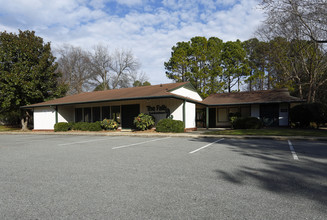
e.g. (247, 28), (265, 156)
(0, 134), (326, 219)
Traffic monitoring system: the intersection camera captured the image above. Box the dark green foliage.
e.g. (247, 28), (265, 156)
(101, 119), (119, 130)
(54, 122), (71, 132)
(133, 113), (155, 131)
(69, 121), (102, 131)
(0, 110), (21, 125)
(87, 121), (102, 131)
(0, 30), (67, 126)
(156, 119), (185, 133)
(243, 38), (270, 90)
(231, 117), (263, 129)
(221, 40), (250, 92)
(71, 122), (86, 131)
(133, 81), (151, 87)
(290, 103), (327, 128)
(165, 36), (250, 97)
(228, 112), (242, 129)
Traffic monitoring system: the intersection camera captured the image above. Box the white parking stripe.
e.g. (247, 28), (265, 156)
(58, 138), (114, 146)
(288, 140), (299, 160)
(112, 137), (171, 149)
(189, 138), (224, 154)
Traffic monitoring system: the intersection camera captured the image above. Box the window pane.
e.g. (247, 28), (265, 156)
(229, 107), (239, 114)
(75, 108), (83, 122)
(241, 106), (251, 117)
(93, 107), (100, 122)
(111, 106), (121, 124)
(218, 108), (228, 122)
(102, 106), (110, 120)
(84, 108), (91, 122)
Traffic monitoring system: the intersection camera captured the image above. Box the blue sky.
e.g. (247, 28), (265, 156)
(0, 0), (264, 84)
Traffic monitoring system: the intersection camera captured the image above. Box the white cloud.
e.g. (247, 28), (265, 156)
(89, 0), (107, 9)
(0, 0), (264, 85)
(116, 0), (144, 6)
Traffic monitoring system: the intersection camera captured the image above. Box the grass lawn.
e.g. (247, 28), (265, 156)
(205, 127), (327, 137)
(0, 125), (21, 132)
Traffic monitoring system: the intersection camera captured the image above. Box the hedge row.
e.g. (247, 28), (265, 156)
(54, 118), (186, 133)
(54, 121), (102, 132)
(290, 103), (327, 128)
(231, 117), (263, 129)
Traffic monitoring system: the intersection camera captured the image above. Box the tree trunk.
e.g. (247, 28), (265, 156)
(21, 111), (30, 131)
(21, 118), (28, 131)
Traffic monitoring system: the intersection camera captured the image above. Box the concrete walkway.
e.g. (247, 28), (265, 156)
(1, 129), (327, 141)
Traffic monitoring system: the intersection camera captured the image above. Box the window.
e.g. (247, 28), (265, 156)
(102, 106), (110, 120)
(229, 107), (239, 114)
(84, 108), (91, 122)
(75, 108), (83, 122)
(93, 107), (100, 122)
(111, 106), (121, 123)
(218, 108), (228, 122)
(241, 106), (251, 117)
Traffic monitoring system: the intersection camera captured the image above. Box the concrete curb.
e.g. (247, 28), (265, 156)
(1, 131), (327, 141)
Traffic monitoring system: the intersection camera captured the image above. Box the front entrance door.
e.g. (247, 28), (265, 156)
(121, 104), (140, 129)
(260, 104), (279, 126)
(209, 108), (217, 128)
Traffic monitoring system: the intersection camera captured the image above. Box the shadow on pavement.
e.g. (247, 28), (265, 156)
(212, 139), (327, 207)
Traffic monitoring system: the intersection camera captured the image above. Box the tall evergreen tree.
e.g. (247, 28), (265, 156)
(244, 38), (273, 90)
(165, 36), (247, 97)
(221, 40), (250, 92)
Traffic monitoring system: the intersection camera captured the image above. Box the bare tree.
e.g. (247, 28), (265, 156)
(57, 44), (145, 92)
(257, 0), (327, 102)
(110, 49), (140, 89)
(90, 45), (141, 90)
(89, 44), (112, 91)
(259, 0), (327, 43)
(56, 45), (92, 95)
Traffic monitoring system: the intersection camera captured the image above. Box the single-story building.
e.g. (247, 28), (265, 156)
(200, 88), (303, 128)
(22, 82), (303, 131)
(22, 82), (202, 131)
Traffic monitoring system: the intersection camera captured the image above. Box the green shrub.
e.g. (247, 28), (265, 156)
(72, 122), (87, 131)
(290, 103), (327, 128)
(70, 122), (102, 131)
(228, 112), (241, 129)
(232, 117), (263, 129)
(54, 121), (102, 131)
(87, 121), (102, 131)
(101, 119), (119, 130)
(156, 119), (184, 133)
(67, 122), (75, 129)
(54, 122), (71, 132)
(133, 113), (155, 131)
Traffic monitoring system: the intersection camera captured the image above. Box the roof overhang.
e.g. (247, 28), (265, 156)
(204, 100), (305, 107)
(21, 94), (203, 109)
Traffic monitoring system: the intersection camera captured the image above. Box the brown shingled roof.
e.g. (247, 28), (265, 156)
(202, 88), (304, 106)
(22, 82), (198, 108)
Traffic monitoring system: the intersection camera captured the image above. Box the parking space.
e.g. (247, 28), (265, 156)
(0, 134), (326, 219)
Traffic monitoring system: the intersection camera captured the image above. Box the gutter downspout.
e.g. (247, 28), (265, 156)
(183, 100), (186, 126)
